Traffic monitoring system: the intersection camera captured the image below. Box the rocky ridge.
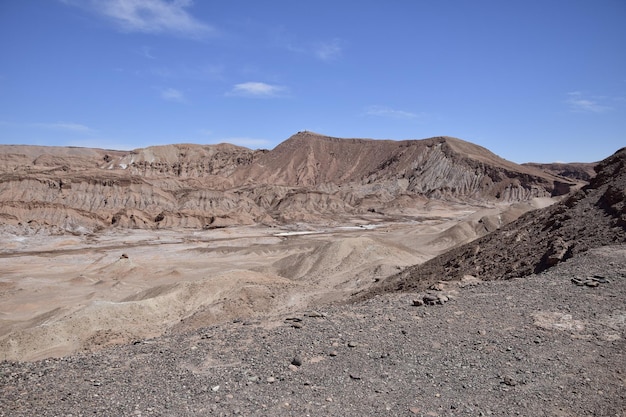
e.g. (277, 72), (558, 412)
(0, 132), (581, 234)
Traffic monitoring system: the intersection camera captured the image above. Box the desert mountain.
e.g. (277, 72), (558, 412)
(362, 146), (626, 297)
(523, 161), (597, 181)
(0, 132), (582, 234)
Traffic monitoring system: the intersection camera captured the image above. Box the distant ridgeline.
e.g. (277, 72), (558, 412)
(0, 132), (590, 233)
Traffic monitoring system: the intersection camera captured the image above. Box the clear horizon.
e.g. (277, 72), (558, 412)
(1, 1), (625, 163)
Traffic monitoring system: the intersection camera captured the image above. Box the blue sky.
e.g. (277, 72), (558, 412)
(0, 1), (624, 163)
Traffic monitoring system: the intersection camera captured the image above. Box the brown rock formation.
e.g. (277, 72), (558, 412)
(0, 133), (583, 234)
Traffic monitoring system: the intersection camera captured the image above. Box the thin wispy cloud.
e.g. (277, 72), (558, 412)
(35, 122), (94, 133)
(1, 120), (95, 134)
(140, 45), (156, 59)
(315, 39), (343, 61)
(365, 105), (419, 120)
(227, 82), (287, 98)
(566, 92), (611, 113)
(62, 0), (214, 38)
(271, 27), (344, 62)
(161, 87), (186, 102)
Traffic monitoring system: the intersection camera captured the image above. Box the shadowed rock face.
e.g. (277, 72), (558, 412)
(361, 147), (626, 297)
(0, 132), (582, 233)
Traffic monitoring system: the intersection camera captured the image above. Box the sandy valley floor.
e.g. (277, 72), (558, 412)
(0, 202), (525, 362)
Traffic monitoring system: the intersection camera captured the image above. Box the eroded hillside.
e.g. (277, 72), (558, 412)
(0, 132), (582, 233)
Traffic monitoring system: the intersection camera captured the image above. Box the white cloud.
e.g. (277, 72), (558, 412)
(566, 92), (611, 113)
(315, 39), (342, 61)
(161, 87), (186, 102)
(365, 106), (419, 120)
(227, 82), (287, 98)
(62, 0), (214, 38)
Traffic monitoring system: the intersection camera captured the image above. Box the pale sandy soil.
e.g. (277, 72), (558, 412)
(0, 201), (549, 362)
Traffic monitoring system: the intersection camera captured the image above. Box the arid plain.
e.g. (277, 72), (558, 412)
(1, 198), (554, 361)
(2, 133), (624, 416)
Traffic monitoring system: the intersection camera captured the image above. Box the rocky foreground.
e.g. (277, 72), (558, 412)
(1, 246), (624, 416)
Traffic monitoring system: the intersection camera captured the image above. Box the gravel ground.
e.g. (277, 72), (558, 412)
(1, 245), (625, 417)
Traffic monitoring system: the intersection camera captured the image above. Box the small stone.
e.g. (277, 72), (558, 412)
(291, 356), (302, 366)
(211, 385), (220, 392)
(412, 299), (424, 306)
(349, 373), (361, 380)
(409, 407), (421, 414)
(592, 275), (609, 283)
(120, 253), (129, 259)
(502, 376), (517, 386)
(291, 322), (303, 329)
(288, 364), (299, 371)
(571, 278), (585, 286)
(266, 377), (276, 383)
(347, 341), (358, 348)
(306, 310), (326, 318)
(423, 294), (439, 305)
(584, 280), (599, 287)
(329, 350), (338, 357)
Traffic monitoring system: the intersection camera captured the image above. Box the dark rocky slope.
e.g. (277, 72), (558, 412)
(361, 147), (626, 297)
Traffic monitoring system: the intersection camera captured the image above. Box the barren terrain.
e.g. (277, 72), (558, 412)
(1, 200), (548, 362)
(1, 136), (624, 416)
